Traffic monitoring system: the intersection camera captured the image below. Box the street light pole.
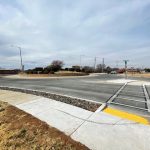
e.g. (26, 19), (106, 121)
(18, 46), (23, 72)
(11, 45), (24, 72)
(102, 58), (104, 73)
(80, 55), (84, 70)
(93, 57), (104, 72)
(94, 57), (97, 71)
(123, 60), (129, 79)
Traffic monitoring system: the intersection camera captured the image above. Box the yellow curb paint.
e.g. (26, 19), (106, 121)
(104, 107), (149, 125)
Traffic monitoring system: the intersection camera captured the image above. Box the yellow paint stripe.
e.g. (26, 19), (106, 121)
(104, 107), (149, 125)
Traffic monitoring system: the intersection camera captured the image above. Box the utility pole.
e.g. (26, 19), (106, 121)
(11, 45), (24, 72)
(94, 57), (102, 71)
(116, 60), (119, 68)
(123, 60), (129, 79)
(94, 57), (97, 71)
(102, 58), (104, 73)
(18, 46), (23, 72)
(80, 55), (84, 70)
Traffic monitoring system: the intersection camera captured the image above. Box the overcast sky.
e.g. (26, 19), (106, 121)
(0, 0), (150, 69)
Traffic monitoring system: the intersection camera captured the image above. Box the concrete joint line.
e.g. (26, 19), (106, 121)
(70, 101), (110, 136)
(143, 84), (150, 112)
(70, 83), (130, 137)
(69, 112), (94, 137)
(69, 100), (140, 137)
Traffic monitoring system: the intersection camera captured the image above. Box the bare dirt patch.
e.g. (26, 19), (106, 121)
(0, 101), (89, 150)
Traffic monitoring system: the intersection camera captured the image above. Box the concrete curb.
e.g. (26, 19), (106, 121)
(0, 86), (101, 112)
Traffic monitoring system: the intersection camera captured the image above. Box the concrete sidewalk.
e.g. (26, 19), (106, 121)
(0, 90), (150, 150)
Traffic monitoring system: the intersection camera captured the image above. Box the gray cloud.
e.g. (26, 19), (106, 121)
(0, 0), (150, 69)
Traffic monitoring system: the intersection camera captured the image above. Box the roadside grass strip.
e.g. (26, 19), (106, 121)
(103, 107), (149, 125)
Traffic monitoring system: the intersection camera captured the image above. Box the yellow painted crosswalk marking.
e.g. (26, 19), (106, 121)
(104, 107), (149, 125)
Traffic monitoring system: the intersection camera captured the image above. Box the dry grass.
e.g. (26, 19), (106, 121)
(20, 74), (51, 77)
(0, 101), (89, 150)
(55, 71), (88, 76)
(19, 71), (88, 78)
(127, 72), (150, 78)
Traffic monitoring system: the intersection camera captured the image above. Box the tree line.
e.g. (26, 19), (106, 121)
(25, 60), (115, 74)
(25, 60), (150, 74)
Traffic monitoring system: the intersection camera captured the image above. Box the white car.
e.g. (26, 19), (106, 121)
(110, 71), (117, 74)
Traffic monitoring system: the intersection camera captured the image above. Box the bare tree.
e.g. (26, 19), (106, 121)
(82, 66), (94, 73)
(96, 64), (106, 73)
(50, 60), (64, 72)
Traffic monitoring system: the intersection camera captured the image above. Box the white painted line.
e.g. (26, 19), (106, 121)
(110, 101), (148, 111)
(116, 97), (146, 103)
(95, 83), (128, 112)
(120, 90), (144, 94)
(95, 103), (107, 112)
(119, 92), (146, 98)
(107, 83), (127, 104)
(143, 85), (150, 112)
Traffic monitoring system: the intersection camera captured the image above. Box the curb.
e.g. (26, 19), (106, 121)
(0, 86), (101, 112)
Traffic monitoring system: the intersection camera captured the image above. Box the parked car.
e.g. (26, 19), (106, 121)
(110, 71), (117, 74)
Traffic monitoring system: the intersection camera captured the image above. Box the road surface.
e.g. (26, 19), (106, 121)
(0, 74), (150, 117)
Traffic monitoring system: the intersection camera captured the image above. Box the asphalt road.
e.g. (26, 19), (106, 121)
(0, 74), (150, 116)
(0, 74), (123, 102)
